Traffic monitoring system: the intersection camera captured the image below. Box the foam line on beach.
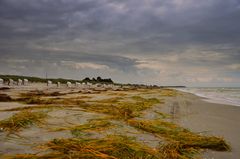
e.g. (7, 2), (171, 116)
(176, 88), (240, 107)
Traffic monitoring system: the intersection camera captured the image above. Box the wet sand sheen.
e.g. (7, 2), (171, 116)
(161, 92), (240, 159)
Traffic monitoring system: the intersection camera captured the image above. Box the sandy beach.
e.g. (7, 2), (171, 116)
(0, 84), (238, 158)
(1, 1), (240, 158)
(159, 92), (240, 159)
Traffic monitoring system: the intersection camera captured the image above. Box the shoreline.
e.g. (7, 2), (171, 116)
(166, 90), (240, 159)
(175, 88), (240, 107)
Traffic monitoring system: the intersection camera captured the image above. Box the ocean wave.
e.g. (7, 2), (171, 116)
(176, 87), (240, 106)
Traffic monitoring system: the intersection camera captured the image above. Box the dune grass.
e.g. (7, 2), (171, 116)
(9, 135), (160, 159)
(128, 119), (230, 158)
(0, 110), (47, 132)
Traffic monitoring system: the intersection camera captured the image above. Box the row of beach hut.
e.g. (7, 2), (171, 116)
(0, 78), (121, 90)
(47, 80), (117, 89)
(47, 80), (121, 90)
(0, 78), (28, 86)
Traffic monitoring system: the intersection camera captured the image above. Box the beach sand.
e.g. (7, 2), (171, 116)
(0, 84), (239, 158)
(160, 92), (240, 159)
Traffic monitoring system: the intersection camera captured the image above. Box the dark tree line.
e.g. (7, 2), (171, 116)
(0, 75), (113, 84)
(82, 76), (113, 84)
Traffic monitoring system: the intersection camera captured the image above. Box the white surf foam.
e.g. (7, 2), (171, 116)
(176, 87), (240, 107)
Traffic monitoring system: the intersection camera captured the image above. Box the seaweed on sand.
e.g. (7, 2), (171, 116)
(9, 135), (160, 159)
(79, 97), (161, 119)
(16, 96), (87, 106)
(128, 119), (230, 159)
(13, 93), (161, 120)
(116, 97), (161, 119)
(52, 119), (114, 137)
(90, 97), (123, 104)
(158, 89), (178, 97)
(0, 105), (60, 111)
(0, 93), (12, 102)
(154, 111), (171, 119)
(15, 90), (88, 105)
(71, 120), (114, 137)
(20, 91), (63, 97)
(0, 110), (47, 132)
(0, 99), (88, 112)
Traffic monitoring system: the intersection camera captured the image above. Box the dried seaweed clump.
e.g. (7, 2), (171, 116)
(128, 119), (230, 159)
(16, 95), (86, 106)
(10, 135), (160, 159)
(0, 93), (12, 102)
(0, 110), (47, 132)
(116, 97), (161, 119)
(53, 119), (114, 137)
(80, 97), (161, 120)
(20, 90), (63, 97)
(159, 89), (178, 97)
(71, 120), (114, 137)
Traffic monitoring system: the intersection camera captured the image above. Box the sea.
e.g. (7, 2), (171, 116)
(176, 87), (240, 107)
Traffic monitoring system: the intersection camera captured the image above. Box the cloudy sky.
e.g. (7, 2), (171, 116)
(0, 0), (240, 86)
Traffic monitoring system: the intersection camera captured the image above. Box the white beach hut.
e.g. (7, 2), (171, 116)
(8, 79), (14, 86)
(0, 78), (3, 86)
(81, 82), (86, 89)
(57, 82), (61, 87)
(75, 82), (80, 87)
(47, 80), (52, 86)
(67, 81), (72, 88)
(23, 79), (28, 85)
(17, 79), (23, 85)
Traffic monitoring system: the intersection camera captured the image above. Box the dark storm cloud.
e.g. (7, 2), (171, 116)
(1, 0), (240, 52)
(0, 0), (240, 86)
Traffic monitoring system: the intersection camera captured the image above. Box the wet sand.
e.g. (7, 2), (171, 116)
(160, 92), (240, 159)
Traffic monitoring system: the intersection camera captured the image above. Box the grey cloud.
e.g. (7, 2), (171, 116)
(0, 0), (240, 86)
